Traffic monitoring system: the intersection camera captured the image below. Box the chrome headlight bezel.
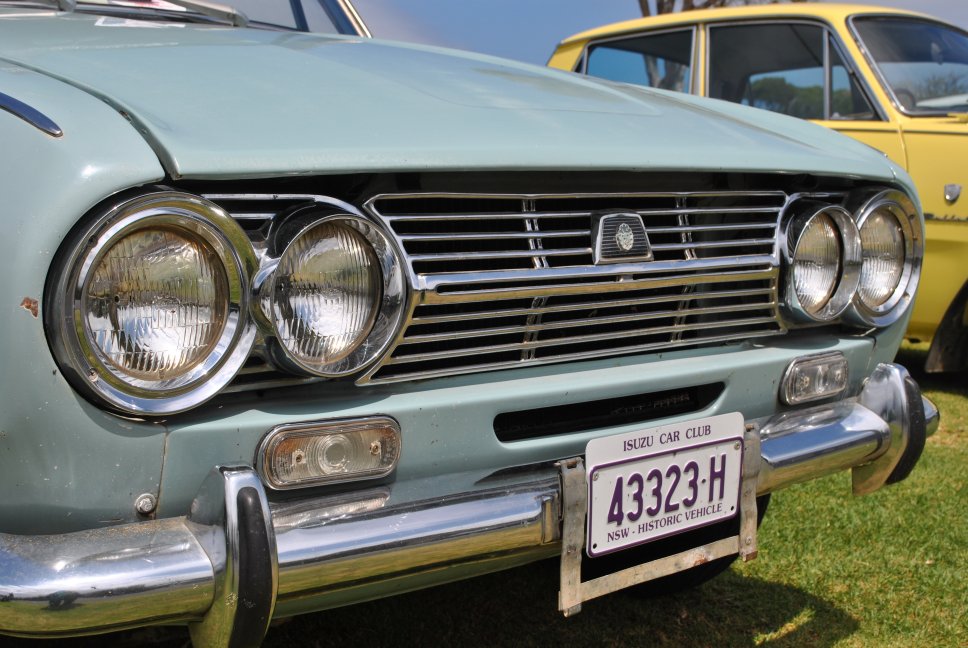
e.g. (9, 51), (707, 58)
(258, 211), (406, 378)
(782, 204), (862, 323)
(845, 189), (922, 328)
(47, 192), (258, 415)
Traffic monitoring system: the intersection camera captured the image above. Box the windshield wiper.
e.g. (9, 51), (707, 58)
(5, 0), (249, 27)
(158, 0), (248, 27)
(0, 0), (78, 9)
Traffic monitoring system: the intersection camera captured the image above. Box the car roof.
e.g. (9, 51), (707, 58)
(558, 3), (943, 46)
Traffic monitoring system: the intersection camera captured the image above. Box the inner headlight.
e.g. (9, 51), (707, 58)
(264, 214), (404, 377)
(48, 192), (257, 415)
(846, 189), (922, 327)
(785, 205), (860, 322)
(793, 212), (841, 315)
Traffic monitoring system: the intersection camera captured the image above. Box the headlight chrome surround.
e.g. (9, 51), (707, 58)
(48, 192), (258, 415)
(782, 204), (861, 323)
(258, 211), (406, 378)
(845, 190), (922, 327)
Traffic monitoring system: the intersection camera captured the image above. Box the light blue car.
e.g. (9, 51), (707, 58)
(0, 1), (937, 645)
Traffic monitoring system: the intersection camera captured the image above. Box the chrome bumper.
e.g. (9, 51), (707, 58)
(0, 363), (937, 645)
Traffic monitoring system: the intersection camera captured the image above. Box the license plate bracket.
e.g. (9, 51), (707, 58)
(558, 414), (761, 616)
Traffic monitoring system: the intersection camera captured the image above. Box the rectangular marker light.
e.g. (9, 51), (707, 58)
(781, 352), (849, 405)
(258, 417), (401, 490)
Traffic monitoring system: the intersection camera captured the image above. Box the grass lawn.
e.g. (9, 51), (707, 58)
(8, 347), (965, 647)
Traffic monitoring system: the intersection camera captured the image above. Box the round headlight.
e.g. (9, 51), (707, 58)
(85, 226), (230, 380)
(858, 207), (904, 308)
(785, 205), (860, 322)
(272, 220), (381, 370)
(265, 214), (404, 377)
(846, 190), (922, 327)
(793, 212), (842, 315)
(48, 192), (258, 415)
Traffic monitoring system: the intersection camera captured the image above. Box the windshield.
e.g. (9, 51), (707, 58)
(853, 16), (968, 115)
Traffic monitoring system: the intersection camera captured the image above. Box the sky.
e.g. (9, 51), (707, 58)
(352, 0), (968, 65)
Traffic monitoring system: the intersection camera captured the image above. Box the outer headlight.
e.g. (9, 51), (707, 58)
(784, 204), (861, 322)
(262, 213), (404, 376)
(846, 190), (922, 327)
(47, 192), (257, 415)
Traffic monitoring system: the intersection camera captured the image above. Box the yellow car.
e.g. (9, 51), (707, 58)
(551, 3), (968, 370)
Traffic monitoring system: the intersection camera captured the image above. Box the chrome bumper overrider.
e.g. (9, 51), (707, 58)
(0, 364), (937, 645)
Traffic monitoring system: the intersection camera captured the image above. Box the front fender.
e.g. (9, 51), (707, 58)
(0, 61), (169, 533)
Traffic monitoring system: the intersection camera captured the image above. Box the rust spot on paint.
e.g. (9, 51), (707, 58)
(20, 297), (38, 318)
(692, 554), (710, 567)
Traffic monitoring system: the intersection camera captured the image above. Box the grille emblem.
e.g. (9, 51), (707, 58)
(615, 223), (635, 251)
(592, 212), (653, 264)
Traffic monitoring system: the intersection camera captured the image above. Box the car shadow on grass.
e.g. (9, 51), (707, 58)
(896, 345), (968, 398)
(264, 558), (858, 648)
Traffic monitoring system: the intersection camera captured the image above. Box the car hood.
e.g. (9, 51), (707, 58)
(0, 11), (897, 182)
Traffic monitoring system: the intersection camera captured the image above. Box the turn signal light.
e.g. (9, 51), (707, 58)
(781, 352), (849, 405)
(258, 417), (400, 490)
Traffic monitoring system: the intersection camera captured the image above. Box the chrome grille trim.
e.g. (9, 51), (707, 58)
(387, 316), (781, 363)
(399, 305), (777, 345)
(373, 326), (779, 384)
(410, 286), (776, 324)
(204, 188), (805, 389)
(361, 190), (790, 383)
(422, 265), (777, 301)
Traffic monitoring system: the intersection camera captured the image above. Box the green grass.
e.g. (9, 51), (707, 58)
(9, 348), (966, 647)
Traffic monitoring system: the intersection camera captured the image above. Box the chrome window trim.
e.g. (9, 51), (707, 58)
(0, 91), (62, 137)
(336, 0), (371, 37)
(846, 13), (968, 118)
(704, 18), (887, 122)
(579, 26), (698, 93)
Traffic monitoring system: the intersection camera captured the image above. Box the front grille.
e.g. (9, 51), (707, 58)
(363, 191), (787, 383)
(203, 187), (793, 391)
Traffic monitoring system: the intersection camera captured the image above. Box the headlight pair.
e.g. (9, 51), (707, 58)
(48, 192), (404, 415)
(784, 190), (921, 327)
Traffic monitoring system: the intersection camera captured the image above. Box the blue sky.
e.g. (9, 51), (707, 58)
(353, 0), (968, 65)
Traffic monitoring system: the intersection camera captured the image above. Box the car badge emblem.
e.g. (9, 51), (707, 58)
(591, 212), (653, 264)
(615, 223), (636, 252)
(945, 184), (962, 204)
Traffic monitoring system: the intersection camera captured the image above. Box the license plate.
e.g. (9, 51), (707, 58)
(585, 412), (744, 557)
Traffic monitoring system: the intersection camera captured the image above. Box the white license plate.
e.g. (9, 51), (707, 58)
(585, 412), (744, 557)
